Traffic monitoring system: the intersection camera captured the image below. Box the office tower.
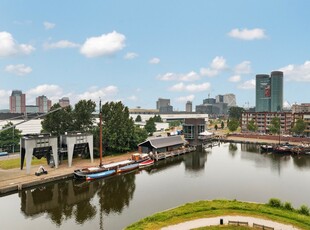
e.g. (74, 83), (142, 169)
(156, 98), (173, 113)
(59, 97), (70, 108)
(270, 71), (283, 112)
(186, 101), (192, 112)
(36, 95), (52, 113)
(10, 90), (26, 113)
(255, 71), (283, 112)
(216, 94), (236, 107)
(256, 74), (271, 112)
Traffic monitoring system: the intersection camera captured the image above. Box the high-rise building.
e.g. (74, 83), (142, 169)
(256, 74), (272, 112)
(59, 97), (70, 108)
(216, 94), (236, 107)
(10, 90), (26, 113)
(255, 71), (283, 112)
(270, 71), (283, 112)
(185, 101), (192, 112)
(36, 95), (52, 113)
(156, 98), (173, 113)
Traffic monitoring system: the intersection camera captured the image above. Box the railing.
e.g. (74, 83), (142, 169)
(228, 220), (248, 226)
(253, 223), (274, 230)
(153, 146), (196, 161)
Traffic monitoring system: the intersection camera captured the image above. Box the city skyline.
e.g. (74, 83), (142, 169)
(1, 1), (310, 111)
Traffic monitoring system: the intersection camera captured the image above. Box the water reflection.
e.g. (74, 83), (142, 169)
(20, 180), (99, 226)
(97, 172), (136, 214)
(183, 150), (208, 172)
(19, 171), (137, 227)
(228, 143), (238, 157)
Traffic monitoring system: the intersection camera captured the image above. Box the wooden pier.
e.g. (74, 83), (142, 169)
(152, 146), (196, 161)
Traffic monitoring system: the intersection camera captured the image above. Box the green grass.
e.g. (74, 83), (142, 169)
(0, 157), (47, 169)
(125, 200), (310, 230)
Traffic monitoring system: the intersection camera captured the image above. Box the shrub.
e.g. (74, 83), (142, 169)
(298, 205), (310, 216)
(268, 198), (282, 208)
(284, 202), (294, 211)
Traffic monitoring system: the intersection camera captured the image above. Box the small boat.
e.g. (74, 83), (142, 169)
(74, 166), (107, 179)
(139, 159), (154, 168)
(260, 145), (273, 152)
(117, 163), (139, 173)
(86, 169), (116, 181)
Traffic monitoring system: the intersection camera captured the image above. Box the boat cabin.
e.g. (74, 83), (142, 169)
(138, 135), (186, 154)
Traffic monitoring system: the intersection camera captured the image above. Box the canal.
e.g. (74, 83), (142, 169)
(1, 142), (310, 230)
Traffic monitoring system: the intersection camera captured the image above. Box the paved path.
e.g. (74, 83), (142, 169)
(162, 215), (300, 230)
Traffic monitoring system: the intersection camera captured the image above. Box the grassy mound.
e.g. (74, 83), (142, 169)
(125, 199), (310, 230)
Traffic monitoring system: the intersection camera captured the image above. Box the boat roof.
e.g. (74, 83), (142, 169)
(103, 160), (133, 168)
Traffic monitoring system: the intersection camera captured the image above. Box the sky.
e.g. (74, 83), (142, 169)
(1, 0), (310, 111)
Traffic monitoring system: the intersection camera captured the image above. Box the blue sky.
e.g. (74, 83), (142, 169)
(1, 0), (310, 111)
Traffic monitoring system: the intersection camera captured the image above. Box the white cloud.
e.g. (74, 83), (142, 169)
(283, 101), (291, 109)
(77, 85), (119, 101)
(200, 56), (227, 77)
(27, 84), (63, 96)
(157, 71), (200, 82)
(149, 57), (160, 64)
(279, 61), (310, 81)
(229, 75), (241, 82)
(200, 67), (218, 77)
(169, 82), (211, 92)
(238, 79), (255, 89)
(179, 71), (200, 81)
(210, 56), (227, 70)
(0, 31), (35, 57)
(175, 94), (195, 103)
(228, 28), (266, 40)
(5, 64), (32, 76)
(124, 52), (138, 60)
(80, 31), (126, 58)
(234, 61), (251, 74)
(43, 21), (56, 30)
(43, 40), (80, 49)
(26, 84), (63, 105)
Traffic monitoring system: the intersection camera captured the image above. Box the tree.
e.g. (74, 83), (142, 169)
(269, 117), (280, 135)
(101, 101), (136, 153)
(131, 126), (148, 148)
(247, 119), (258, 132)
(135, 115), (142, 122)
(221, 121), (224, 129)
(41, 103), (74, 136)
(292, 118), (307, 135)
(0, 122), (22, 153)
(145, 117), (156, 135)
(214, 124), (218, 130)
(153, 115), (163, 122)
(228, 106), (245, 120)
(227, 119), (239, 132)
(72, 100), (96, 132)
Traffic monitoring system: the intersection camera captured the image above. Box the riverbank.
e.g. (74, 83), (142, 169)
(125, 200), (310, 230)
(0, 152), (132, 195)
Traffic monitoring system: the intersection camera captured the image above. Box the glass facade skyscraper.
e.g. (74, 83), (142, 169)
(255, 71), (283, 112)
(270, 71), (283, 112)
(256, 74), (271, 112)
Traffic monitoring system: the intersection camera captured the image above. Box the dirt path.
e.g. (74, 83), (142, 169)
(162, 215), (300, 230)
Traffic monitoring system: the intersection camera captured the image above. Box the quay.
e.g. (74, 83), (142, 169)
(0, 152), (132, 196)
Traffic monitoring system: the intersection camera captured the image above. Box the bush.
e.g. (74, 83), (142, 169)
(284, 202), (294, 211)
(268, 198), (282, 208)
(298, 205), (310, 216)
